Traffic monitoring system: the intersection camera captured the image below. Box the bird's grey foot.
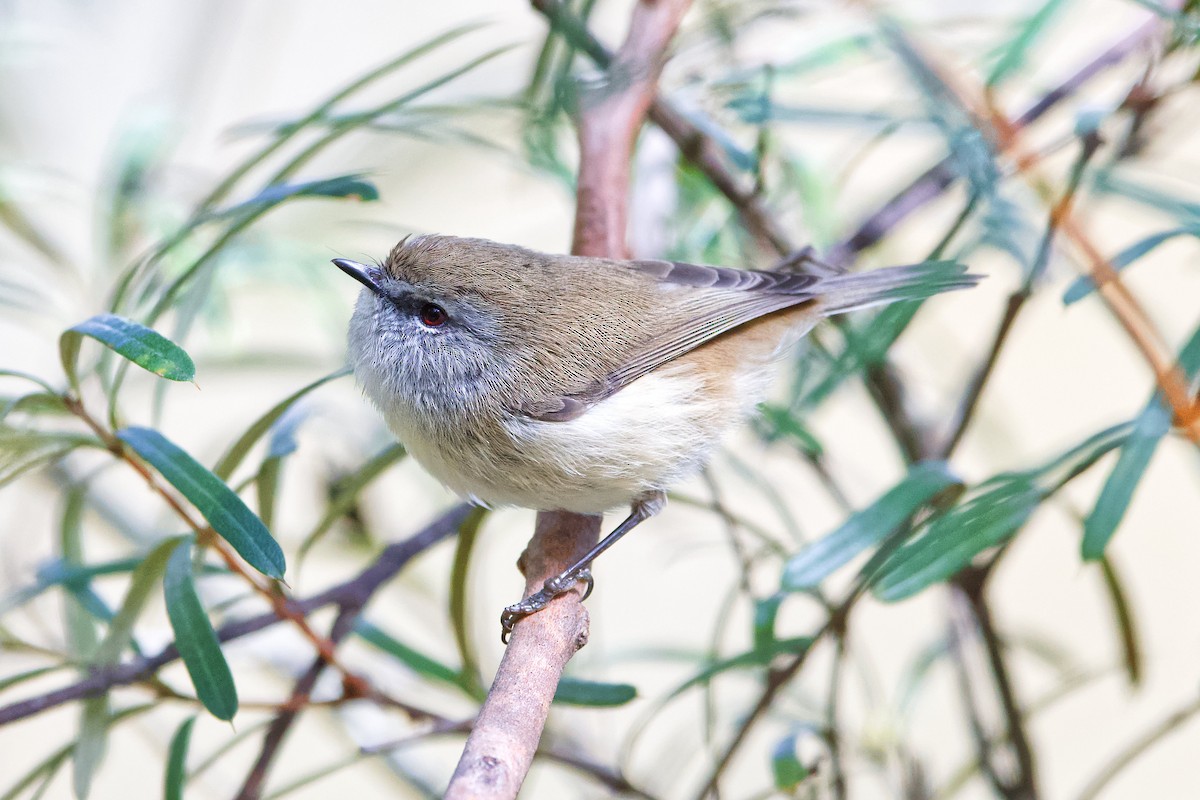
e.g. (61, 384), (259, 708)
(500, 566), (594, 643)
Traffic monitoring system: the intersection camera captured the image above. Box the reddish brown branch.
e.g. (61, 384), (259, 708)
(446, 2), (692, 797)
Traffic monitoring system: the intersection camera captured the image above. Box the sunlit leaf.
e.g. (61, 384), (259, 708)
(117, 427), (285, 579)
(783, 461), (961, 591)
(553, 676), (637, 707)
(60, 314), (195, 390)
(163, 539), (238, 721)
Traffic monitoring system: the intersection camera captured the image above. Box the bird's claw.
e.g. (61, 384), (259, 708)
(499, 567), (594, 644)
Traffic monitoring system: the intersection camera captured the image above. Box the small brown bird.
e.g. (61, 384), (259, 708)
(335, 235), (975, 640)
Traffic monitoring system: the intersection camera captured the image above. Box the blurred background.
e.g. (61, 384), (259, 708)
(1, 0), (1198, 798)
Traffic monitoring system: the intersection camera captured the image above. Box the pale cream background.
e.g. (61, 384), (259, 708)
(1, 1), (1198, 798)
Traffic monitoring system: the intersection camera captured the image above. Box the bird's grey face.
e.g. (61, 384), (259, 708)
(335, 258), (503, 418)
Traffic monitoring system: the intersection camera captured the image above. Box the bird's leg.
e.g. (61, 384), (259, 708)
(501, 491), (666, 643)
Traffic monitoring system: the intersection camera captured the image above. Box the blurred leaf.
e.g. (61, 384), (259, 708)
(755, 404), (823, 455)
(1, 391), (69, 420)
(1099, 555), (1143, 686)
(874, 424), (1132, 601)
(725, 97), (912, 128)
(1063, 226), (1200, 304)
(207, 175), (378, 221)
(117, 427), (285, 579)
(0, 664), (67, 693)
(1082, 324), (1200, 558)
(73, 696), (108, 799)
(772, 730), (811, 789)
(784, 462), (961, 591)
(449, 506), (487, 692)
(553, 676), (637, 707)
(213, 367), (349, 480)
(1092, 170), (1200, 224)
(0, 426), (103, 487)
(164, 716), (196, 800)
(1080, 403), (1171, 560)
(670, 637), (811, 698)
(986, 0), (1070, 86)
(60, 486), (98, 661)
(163, 539), (237, 721)
(60, 314), (194, 399)
(0, 188), (65, 266)
(296, 442), (406, 561)
(256, 457), (282, 532)
(355, 619), (477, 698)
(978, 190), (1039, 271)
(92, 536), (185, 666)
(0, 368), (59, 395)
(753, 594), (783, 651)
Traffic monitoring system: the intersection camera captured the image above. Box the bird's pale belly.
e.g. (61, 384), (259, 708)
(385, 364), (741, 513)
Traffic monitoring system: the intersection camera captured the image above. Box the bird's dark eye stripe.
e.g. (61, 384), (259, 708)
(419, 303), (448, 327)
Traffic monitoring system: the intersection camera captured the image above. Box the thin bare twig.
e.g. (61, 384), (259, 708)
(1075, 695), (1200, 800)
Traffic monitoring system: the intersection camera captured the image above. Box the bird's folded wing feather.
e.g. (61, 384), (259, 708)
(518, 260), (819, 422)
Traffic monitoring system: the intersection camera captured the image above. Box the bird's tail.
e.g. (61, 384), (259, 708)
(816, 261), (979, 316)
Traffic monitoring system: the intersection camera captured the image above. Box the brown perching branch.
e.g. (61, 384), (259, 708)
(444, 2), (692, 798)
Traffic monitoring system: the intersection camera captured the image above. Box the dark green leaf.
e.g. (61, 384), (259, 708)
(872, 477), (1042, 602)
(163, 539), (238, 721)
(1063, 226), (1200, 304)
(60, 314), (195, 389)
(553, 676), (637, 707)
(783, 462), (961, 591)
(670, 637), (811, 698)
(1081, 323), (1200, 558)
(117, 427), (285, 579)
(164, 716), (196, 800)
(1099, 555), (1143, 687)
(213, 367), (349, 480)
(1080, 403), (1171, 560)
(772, 731), (811, 789)
(755, 404), (823, 455)
(208, 175), (379, 220)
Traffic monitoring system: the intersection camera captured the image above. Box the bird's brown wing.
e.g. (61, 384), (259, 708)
(518, 260), (819, 421)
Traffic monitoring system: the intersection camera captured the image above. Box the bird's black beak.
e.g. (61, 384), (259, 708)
(332, 258), (385, 297)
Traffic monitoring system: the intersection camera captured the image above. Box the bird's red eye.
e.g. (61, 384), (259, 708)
(419, 303), (448, 327)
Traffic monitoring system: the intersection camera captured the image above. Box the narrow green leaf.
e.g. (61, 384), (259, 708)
(1, 391), (69, 420)
(0, 368), (60, 394)
(73, 696), (109, 799)
(449, 507), (487, 693)
(117, 427), (285, 579)
(0, 426), (103, 488)
(553, 676), (637, 707)
(213, 367), (349, 480)
(354, 619), (475, 697)
(872, 478), (1042, 602)
(256, 457), (282, 532)
(164, 716), (196, 800)
(60, 314), (195, 390)
(755, 404), (823, 455)
(296, 442), (406, 562)
(1063, 226), (1200, 304)
(1081, 323), (1200, 558)
(753, 594), (783, 651)
(986, 0), (1069, 86)
(0, 664), (68, 693)
(92, 536), (186, 666)
(1080, 403), (1171, 559)
(772, 731), (811, 789)
(1099, 555), (1143, 686)
(163, 540), (238, 721)
(669, 637), (812, 698)
(60, 486), (98, 661)
(207, 176), (379, 221)
(783, 462), (961, 591)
